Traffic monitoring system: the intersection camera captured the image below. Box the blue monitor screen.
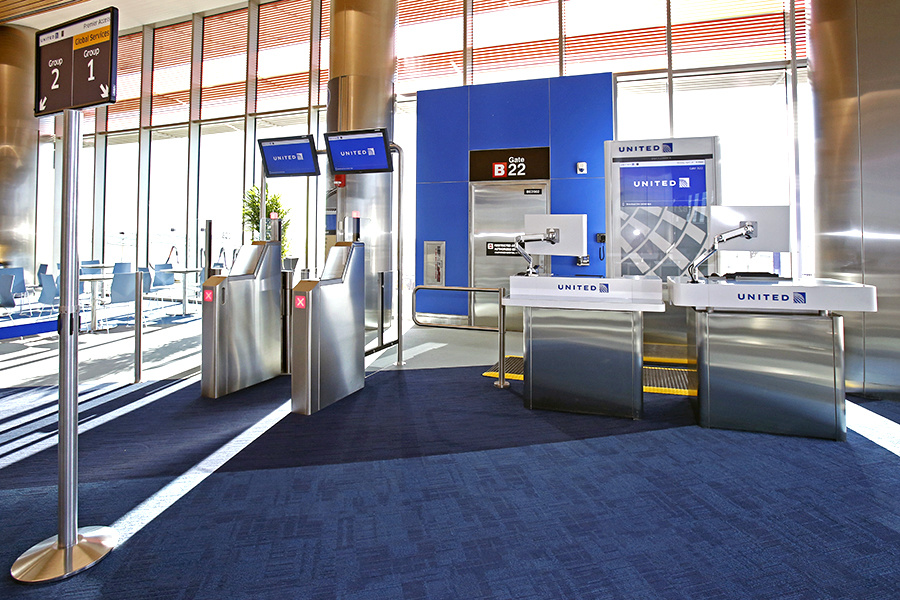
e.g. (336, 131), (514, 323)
(258, 135), (320, 177)
(324, 129), (393, 174)
(619, 161), (707, 207)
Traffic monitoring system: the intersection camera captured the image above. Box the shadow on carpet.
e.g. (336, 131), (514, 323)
(221, 365), (695, 473)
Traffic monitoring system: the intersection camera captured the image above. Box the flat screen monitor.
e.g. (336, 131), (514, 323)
(258, 135), (320, 177)
(617, 160), (707, 207)
(323, 128), (393, 174)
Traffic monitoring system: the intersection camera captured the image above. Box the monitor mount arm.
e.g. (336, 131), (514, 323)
(687, 221), (756, 283)
(515, 227), (559, 276)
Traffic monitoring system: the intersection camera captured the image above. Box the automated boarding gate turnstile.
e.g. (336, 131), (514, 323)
(292, 241), (365, 415)
(202, 239), (283, 398)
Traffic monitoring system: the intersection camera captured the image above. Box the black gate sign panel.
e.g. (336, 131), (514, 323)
(469, 147), (550, 182)
(35, 8), (118, 117)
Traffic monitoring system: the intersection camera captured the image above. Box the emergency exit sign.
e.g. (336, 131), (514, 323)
(35, 7), (118, 117)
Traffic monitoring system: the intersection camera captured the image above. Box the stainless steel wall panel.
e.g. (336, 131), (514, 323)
(810, 0), (900, 397)
(0, 26), (38, 279)
(693, 311), (845, 440)
(524, 307), (643, 418)
(470, 182), (548, 329)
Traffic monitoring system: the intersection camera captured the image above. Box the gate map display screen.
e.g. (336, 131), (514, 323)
(618, 161), (707, 207)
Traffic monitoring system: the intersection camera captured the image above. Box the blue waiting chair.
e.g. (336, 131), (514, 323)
(152, 263), (175, 288)
(137, 267), (152, 294)
(113, 262), (132, 274)
(0, 273), (15, 320)
(35, 273), (59, 318)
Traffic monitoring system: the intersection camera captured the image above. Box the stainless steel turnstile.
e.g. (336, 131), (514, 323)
(292, 241), (365, 415)
(201, 240), (284, 398)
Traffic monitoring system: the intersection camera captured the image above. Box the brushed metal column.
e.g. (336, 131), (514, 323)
(327, 0), (397, 329)
(0, 26), (39, 278)
(810, 0), (900, 397)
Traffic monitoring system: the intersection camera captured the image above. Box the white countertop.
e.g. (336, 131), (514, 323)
(504, 275), (666, 312)
(667, 276), (878, 312)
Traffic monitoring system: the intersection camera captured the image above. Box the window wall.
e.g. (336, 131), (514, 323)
(37, 0), (808, 287)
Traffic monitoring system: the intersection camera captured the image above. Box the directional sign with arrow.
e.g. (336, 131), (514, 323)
(35, 7), (118, 117)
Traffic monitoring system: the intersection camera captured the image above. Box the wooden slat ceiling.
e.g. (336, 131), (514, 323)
(0, 0), (91, 24)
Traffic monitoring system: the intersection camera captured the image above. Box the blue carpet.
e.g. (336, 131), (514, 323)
(221, 367), (694, 472)
(2, 368), (900, 599)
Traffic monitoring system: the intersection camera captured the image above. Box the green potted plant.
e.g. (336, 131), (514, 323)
(242, 185), (290, 258)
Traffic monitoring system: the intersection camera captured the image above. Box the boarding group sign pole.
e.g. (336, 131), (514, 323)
(11, 7), (119, 584)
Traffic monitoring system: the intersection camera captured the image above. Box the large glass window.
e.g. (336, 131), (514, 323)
(258, 0), (312, 113)
(672, 70), (792, 207)
(563, 0), (667, 75)
(202, 9), (249, 120)
(104, 132), (140, 265)
(152, 21), (192, 126)
(148, 127), (189, 266)
(615, 75), (670, 140)
(108, 32), (143, 132)
(471, 0), (559, 84)
(671, 0), (797, 70)
(198, 121), (245, 269)
(255, 113), (313, 265)
(78, 139), (95, 260)
(397, 0), (464, 94)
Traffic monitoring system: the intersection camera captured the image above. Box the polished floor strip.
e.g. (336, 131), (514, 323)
(846, 400), (900, 458)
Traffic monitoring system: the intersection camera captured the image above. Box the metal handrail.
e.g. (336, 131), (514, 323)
(412, 285), (509, 389)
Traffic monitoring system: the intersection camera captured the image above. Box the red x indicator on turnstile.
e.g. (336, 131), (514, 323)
(203, 289), (214, 302)
(295, 295), (306, 309)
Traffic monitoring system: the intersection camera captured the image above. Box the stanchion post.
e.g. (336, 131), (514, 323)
(391, 143), (405, 366)
(495, 286), (509, 389)
(135, 270), (143, 384)
(11, 110), (118, 583)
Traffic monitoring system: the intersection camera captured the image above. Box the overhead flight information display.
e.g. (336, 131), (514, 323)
(258, 135), (321, 177)
(324, 129), (393, 174)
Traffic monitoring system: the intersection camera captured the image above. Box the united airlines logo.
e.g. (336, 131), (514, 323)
(340, 147), (376, 156)
(273, 153), (303, 161)
(678, 177), (690, 188)
(662, 143), (673, 153)
(736, 292), (793, 303)
(598, 283), (609, 293)
(793, 292), (807, 304)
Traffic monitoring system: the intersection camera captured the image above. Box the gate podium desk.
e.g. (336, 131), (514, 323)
(504, 276), (664, 418)
(667, 276), (877, 440)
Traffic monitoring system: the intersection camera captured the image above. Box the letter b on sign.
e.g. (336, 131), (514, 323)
(492, 162), (507, 178)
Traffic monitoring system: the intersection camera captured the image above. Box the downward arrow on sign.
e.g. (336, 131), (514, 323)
(100, 84), (109, 98)
(39, 97), (47, 111)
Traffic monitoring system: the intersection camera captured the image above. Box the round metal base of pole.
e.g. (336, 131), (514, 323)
(11, 526), (118, 583)
(494, 380), (510, 389)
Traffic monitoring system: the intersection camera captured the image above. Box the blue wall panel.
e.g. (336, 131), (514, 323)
(469, 79), (550, 150)
(416, 73), (615, 315)
(549, 73), (614, 180)
(417, 86), (469, 183)
(549, 177), (607, 278)
(415, 181), (469, 315)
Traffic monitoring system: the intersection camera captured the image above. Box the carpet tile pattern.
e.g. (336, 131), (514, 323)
(1, 367), (900, 598)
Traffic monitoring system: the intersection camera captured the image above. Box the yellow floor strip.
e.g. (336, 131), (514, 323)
(483, 356), (525, 381)
(642, 365), (697, 396)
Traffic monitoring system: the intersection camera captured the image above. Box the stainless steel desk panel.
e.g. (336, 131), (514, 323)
(292, 242), (365, 415)
(201, 240), (284, 399)
(525, 307), (642, 418)
(693, 311), (845, 440)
